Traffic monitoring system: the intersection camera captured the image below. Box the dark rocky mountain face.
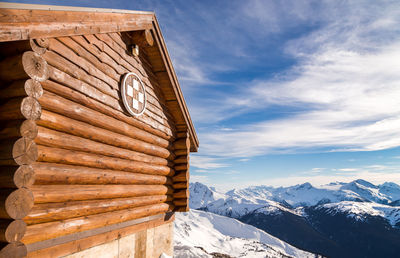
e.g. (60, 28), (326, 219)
(240, 206), (400, 258)
(190, 180), (400, 258)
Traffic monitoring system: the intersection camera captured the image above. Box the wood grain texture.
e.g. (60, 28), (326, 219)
(0, 220), (26, 243)
(0, 165), (35, 189)
(0, 120), (38, 140)
(22, 203), (171, 244)
(0, 188), (34, 219)
(32, 162), (171, 186)
(36, 145), (173, 176)
(24, 195), (170, 225)
(30, 185), (173, 203)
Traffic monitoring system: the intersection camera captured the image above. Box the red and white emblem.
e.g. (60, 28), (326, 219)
(121, 72), (146, 116)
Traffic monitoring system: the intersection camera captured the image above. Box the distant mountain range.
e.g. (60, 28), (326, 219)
(189, 180), (400, 258)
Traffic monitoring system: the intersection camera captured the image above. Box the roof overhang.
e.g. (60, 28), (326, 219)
(0, 2), (199, 152)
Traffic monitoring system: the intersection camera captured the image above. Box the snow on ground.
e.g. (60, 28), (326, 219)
(321, 201), (400, 226)
(174, 209), (316, 258)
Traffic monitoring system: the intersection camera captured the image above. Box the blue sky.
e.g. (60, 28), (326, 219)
(5, 0), (400, 189)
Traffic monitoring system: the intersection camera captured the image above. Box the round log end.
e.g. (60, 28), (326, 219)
(14, 165), (35, 188)
(5, 188), (34, 219)
(5, 220), (27, 243)
(19, 120), (38, 140)
(12, 137), (38, 165)
(20, 97), (42, 121)
(29, 39), (47, 55)
(22, 51), (49, 82)
(0, 242), (27, 258)
(144, 30), (154, 46)
(24, 79), (43, 99)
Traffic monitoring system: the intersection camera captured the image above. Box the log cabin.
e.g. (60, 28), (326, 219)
(0, 3), (199, 257)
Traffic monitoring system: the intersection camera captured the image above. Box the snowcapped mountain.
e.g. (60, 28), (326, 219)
(190, 180), (400, 222)
(174, 209), (317, 258)
(189, 180), (400, 258)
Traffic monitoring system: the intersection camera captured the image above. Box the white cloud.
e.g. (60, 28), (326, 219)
(197, 1), (400, 158)
(190, 155), (229, 170)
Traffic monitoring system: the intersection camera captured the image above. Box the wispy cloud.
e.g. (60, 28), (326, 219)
(190, 155), (229, 170)
(196, 1), (400, 158)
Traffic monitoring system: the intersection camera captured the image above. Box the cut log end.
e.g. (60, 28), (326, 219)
(3, 220), (27, 243)
(12, 138), (38, 165)
(22, 51), (49, 82)
(24, 79), (43, 99)
(19, 120), (38, 140)
(144, 29), (154, 47)
(0, 242), (27, 258)
(5, 188), (34, 219)
(20, 97), (42, 121)
(14, 165), (35, 188)
(29, 39), (47, 55)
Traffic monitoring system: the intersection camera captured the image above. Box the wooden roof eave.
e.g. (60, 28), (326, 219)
(149, 15), (199, 152)
(0, 3), (199, 151)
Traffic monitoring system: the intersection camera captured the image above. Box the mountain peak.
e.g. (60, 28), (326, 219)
(351, 179), (377, 189)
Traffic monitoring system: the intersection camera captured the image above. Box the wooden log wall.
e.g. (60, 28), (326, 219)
(0, 39), (47, 258)
(0, 30), (192, 256)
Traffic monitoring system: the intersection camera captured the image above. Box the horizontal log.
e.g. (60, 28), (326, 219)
(32, 162), (171, 186)
(58, 36), (120, 82)
(0, 120), (38, 140)
(0, 97), (41, 121)
(0, 138), (38, 166)
(0, 79), (42, 99)
(0, 188), (34, 219)
(173, 189), (189, 199)
(37, 112), (171, 161)
(41, 77), (174, 141)
(47, 38), (119, 89)
(37, 145), (173, 176)
(31, 184), (173, 203)
(174, 155), (188, 164)
(173, 171), (189, 182)
(173, 198), (187, 207)
(0, 220), (26, 243)
(22, 203), (171, 244)
(22, 51), (49, 82)
(0, 242), (27, 258)
(29, 38), (48, 55)
(24, 195), (171, 225)
(44, 51), (118, 98)
(39, 91), (171, 150)
(174, 149), (189, 156)
(175, 164), (189, 171)
(0, 53), (27, 81)
(174, 137), (190, 150)
(0, 165), (35, 189)
(131, 29), (154, 47)
(173, 182), (189, 190)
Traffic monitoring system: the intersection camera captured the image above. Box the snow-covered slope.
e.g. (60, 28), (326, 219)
(319, 201), (400, 226)
(174, 209), (316, 258)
